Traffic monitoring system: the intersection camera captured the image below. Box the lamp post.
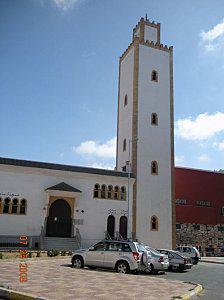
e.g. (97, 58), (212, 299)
(126, 138), (138, 240)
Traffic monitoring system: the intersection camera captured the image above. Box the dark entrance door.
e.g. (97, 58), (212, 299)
(46, 199), (71, 237)
(107, 215), (115, 238)
(119, 216), (127, 239)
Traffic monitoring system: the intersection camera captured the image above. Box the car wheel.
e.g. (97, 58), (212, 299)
(193, 257), (199, 265)
(116, 261), (130, 274)
(148, 264), (155, 274)
(72, 256), (84, 269)
(172, 265), (179, 272)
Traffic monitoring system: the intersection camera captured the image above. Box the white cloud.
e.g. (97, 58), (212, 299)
(52, 0), (81, 11)
(73, 137), (116, 158)
(201, 19), (224, 42)
(214, 140), (224, 151)
(175, 155), (184, 165)
(198, 154), (211, 162)
(200, 19), (224, 52)
(175, 112), (224, 141)
(90, 162), (115, 170)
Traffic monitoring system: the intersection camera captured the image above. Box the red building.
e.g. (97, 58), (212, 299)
(175, 167), (224, 256)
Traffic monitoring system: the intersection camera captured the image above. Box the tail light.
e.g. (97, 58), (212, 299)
(132, 252), (139, 261)
(158, 257), (164, 263)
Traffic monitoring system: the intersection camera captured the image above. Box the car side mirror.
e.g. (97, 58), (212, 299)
(89, 247), (94, 251)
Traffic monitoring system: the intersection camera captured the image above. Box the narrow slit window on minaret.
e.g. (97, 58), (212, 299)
(124, 94), (128, 107)
(151, 161), (158, 174)
(151, 216), (158, 230)
(123, 138), (126, 151)
(151, 70), (158, 82)
(151, 113), (158, 125)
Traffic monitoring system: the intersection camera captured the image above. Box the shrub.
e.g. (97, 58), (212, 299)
(61, 251), (66, 256)
(0, 253), (3, 259)
(47, 249), (60, 257)
(68, 251), (73, 256)
(36, 251), (41, 257)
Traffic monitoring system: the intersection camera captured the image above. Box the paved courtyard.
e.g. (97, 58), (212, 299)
(0, 257), (197, 299)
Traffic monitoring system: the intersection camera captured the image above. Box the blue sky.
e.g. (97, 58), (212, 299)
(1, 0), (224, 171)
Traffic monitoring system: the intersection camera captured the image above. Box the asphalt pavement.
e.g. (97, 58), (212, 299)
(159, 262), (224, 300)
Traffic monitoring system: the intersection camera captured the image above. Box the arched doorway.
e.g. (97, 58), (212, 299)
(46, 199), (71, 237)
(107, 215), (115, 239)
(119, 216), (127, 239)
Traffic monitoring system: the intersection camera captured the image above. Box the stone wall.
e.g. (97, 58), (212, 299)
(176, 223), (224, 256)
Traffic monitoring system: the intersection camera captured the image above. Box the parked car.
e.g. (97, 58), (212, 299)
(72, 240), (149, 274)
(157, 249), (193, 272)
(175, 246), (200, 264)
(143, 246), (170, 273)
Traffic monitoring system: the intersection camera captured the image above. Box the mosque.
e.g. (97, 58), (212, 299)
(0, 17), (175, 250)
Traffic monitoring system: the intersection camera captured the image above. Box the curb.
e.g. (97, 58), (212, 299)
(173, 283), (203, 300)
(200, 260), (224, 265)
(0, 286), (48, 300)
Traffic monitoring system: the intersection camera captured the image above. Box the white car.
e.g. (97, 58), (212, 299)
(158, 249), (193, 271)
(72, 240), (147, 274)
(175, 246), (200, 264)
(143, 246), (170, 273)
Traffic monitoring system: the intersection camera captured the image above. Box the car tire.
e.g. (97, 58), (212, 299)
(171, 265), (179, 272)
(116, 261), (130, 274)
(193, 257), (199, 265)
(148, 264), (156, 274)
(72, 256), (84, 269)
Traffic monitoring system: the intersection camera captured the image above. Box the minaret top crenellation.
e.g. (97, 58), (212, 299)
(133, 17), (161, 44)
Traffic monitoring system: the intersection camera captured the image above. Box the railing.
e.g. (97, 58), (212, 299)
(75, 227), (81, 249)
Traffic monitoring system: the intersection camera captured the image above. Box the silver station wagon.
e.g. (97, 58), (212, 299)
(72, 240), (149, 274)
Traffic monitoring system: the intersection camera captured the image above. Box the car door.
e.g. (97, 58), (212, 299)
(85, 242), (106, 267)
(103, 242), (122, 269)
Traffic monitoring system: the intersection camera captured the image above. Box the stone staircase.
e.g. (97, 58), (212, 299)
(42, 237), (80, 251)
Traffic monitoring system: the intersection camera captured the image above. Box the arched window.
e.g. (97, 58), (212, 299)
(107, 215), (115, 239)
(120, 186), (126, 200)
(20, 199), (27, 215)
(114, 186), (120, 200)
(93, 184), (100, 198)
(3, 198), (11, 214)
(151, 215), (158, 230)
(151, 70), (158, 82)
(107, 185), (113, 199)
(119, 216), (128, 239)
(12, 198), (19, 214)
(123, 139), (126, 152)
(124, 94), (128, 107)
(101, 185), (106, 199)
(151, 161), (158, 175)
(151, 113), (158, 125)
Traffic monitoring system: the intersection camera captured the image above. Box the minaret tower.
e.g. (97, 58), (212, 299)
(116, 17), (175, 248)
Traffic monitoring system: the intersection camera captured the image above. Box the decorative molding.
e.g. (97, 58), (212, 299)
(169, 46), (176, 248)
(131, 41), (139, 238)
(115, 59), (121, 170)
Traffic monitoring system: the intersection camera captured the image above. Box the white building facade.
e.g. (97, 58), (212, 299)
(0, 17), (175, 250)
